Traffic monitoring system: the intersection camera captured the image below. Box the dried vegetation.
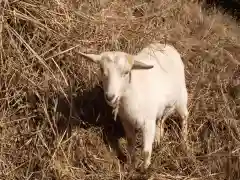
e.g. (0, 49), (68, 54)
(0, 0), (240, 179)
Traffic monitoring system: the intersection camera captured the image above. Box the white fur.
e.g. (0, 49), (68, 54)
(79, 43), (189, 170)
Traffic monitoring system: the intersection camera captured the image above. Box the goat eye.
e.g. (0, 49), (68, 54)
(100, 67), (103, 73)
(100, 67), (108, 78)
(100, 67), (105, 75)
(122, 71), (129, 76)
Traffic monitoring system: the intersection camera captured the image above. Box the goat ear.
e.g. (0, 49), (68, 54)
(78, 52), (101, 63)
(132, 60), (154, 69)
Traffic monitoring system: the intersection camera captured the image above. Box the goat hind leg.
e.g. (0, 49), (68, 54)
(176, 103), (189, 144)
(155, 107), (175, 145)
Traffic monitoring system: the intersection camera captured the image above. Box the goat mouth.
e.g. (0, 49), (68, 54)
(105, 96), (119, 107)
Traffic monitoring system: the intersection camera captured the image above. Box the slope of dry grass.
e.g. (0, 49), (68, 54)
(0, 0), (240, 179)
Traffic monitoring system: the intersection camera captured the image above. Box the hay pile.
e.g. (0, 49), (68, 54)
(0, 0), (239, 179)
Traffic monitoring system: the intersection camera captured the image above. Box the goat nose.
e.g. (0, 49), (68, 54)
(105, 94), (115, 102)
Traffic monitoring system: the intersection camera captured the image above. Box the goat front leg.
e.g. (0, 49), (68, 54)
(142, 120), (156, 171)
(121, 120), (136, 167)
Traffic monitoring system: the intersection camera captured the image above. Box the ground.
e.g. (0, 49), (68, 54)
(0, 0), (240, 179)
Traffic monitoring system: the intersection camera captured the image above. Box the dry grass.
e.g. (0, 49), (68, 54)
(0, 0), (240, 179)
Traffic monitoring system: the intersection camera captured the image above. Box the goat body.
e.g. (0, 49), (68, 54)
(119, 43), (187, 127)
(78, 43), (189, 170)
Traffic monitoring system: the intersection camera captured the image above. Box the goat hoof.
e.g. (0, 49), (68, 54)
(140, 162), (150, 173)
(154, 139), (161, 147)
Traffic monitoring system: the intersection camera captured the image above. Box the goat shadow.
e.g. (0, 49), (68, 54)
(55, 85), (127, 163)
(50, 84), (187, 166)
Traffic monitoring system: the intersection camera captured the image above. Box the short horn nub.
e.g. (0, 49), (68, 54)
(126, 54), (134, 66)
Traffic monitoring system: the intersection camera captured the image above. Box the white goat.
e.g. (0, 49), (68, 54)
(78, 43), (189, 170)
